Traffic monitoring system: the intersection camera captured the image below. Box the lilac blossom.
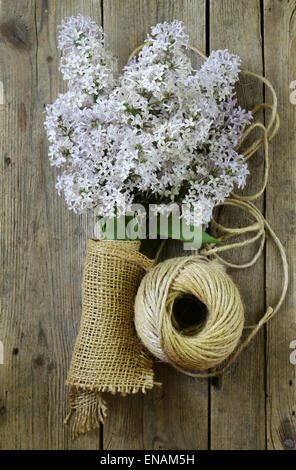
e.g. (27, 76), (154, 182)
(44, 16), (252, 226)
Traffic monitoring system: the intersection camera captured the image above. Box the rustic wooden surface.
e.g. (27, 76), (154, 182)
(210, 0), (266, 450)
(264, 0), (296, 450)
(0, 0), (295, 450)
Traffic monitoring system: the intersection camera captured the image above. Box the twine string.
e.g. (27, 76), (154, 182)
(130, 42), (288, 377)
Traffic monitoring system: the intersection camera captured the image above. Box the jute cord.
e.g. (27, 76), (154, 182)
(131, 42), (288, 378)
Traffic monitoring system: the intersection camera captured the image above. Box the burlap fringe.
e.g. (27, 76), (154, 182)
(64, 388), (107, 439)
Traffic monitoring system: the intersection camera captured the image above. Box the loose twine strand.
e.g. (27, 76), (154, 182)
(130, 43), (288, 378)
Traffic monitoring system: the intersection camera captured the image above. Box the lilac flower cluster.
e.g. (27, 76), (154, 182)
(44, 15), (252, 226)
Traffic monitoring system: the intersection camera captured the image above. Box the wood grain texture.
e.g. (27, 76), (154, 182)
(264, 0), (296, 450)
(0, 0), (101, 450)
(210, 0), (266, 449)
(0, 0), (294, 450)
(103, 0), (208, 450)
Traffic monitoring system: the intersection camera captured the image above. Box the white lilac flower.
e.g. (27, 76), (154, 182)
(44, 16), (252, 226)
(57, 14), (117, 97)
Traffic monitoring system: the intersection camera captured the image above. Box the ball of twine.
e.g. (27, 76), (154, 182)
(135, 255), (245, 372)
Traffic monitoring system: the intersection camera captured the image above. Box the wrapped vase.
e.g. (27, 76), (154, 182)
(66, 239), (155, 438)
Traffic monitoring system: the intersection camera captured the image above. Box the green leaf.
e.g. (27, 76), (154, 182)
(155, 213), (221, 248)
(202, 231), (222, 245)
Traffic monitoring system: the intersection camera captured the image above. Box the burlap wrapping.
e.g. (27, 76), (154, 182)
(66, 239), (155, 438)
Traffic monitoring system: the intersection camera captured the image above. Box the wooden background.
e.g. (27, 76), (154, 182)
(0, 0), (295, 450)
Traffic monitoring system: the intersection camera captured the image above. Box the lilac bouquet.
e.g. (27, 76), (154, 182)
(45, 15), (251, 230)
(45, 17), (256, 436)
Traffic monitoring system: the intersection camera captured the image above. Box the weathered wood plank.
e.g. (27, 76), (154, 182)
(0, 0), (101, 450)
(1, 0), (293, 451)
(264, 0), (296, 450)
(210, 0), (266, 449)
(103, 0), (208, 450)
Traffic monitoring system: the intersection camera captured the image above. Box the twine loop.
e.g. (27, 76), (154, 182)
(131, 42), (288, 378)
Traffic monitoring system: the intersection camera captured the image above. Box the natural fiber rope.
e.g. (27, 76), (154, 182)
(130, 42), (288, 378)
(134, 200), (288, 378)
(135, 256), (245, 371)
